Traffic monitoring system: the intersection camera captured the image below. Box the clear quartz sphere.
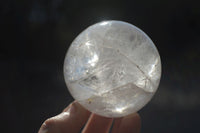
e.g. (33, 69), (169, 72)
(64, 20), (161, 118)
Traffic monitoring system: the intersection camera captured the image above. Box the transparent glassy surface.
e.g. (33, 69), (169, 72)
(64, 20), (161, 117)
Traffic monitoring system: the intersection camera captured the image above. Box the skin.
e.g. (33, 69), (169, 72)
(38, 101), (141, 133)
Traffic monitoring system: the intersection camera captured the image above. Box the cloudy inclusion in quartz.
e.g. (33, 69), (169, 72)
(64, 20), (161, 118)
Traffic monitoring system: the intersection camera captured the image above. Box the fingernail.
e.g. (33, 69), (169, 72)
(38, 123), (48, 133)
(38, 129), (48, 133)
(68, 102), (77, 114)
(125, 112), (139, 119)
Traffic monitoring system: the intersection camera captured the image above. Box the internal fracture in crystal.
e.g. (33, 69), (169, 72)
(63, 20), (161, 117)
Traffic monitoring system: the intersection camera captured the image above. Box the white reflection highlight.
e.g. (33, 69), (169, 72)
(148, 58), (158, 77)
(88, 54), (98, 67)
(86, 41), (91, 46)
(100, 21), (109, 26)
(115, 106), (126, 113)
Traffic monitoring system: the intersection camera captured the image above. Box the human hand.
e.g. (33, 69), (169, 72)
(38, 101), (141, 133)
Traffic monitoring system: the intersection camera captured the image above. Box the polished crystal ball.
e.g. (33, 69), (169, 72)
(64, 20), (161, 118)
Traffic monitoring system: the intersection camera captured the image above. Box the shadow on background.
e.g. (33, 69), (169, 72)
(0, 0), (200, 133)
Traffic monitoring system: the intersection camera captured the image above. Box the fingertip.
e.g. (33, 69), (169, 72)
(82, 114), (113, 133)
(38, 101), (91, 133)
(122, 113), (141, 133)
(65, 101), (91, 116)
(38, 122), (48, 133)
(126, 112), (141, 124)
(38, 117), (56, 133)
(112, 113), (141, 133)
(62, 101), (76, 112)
